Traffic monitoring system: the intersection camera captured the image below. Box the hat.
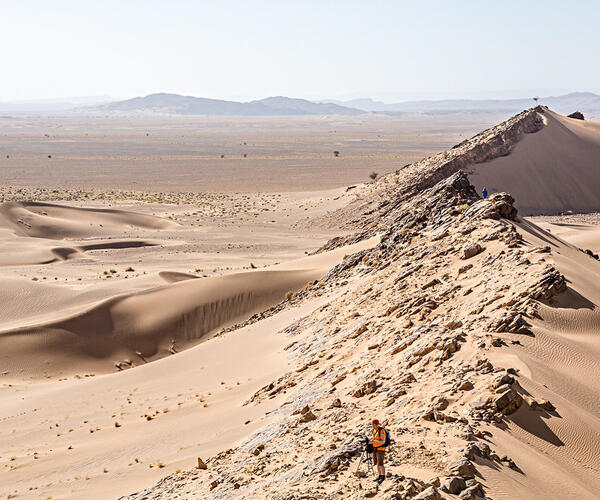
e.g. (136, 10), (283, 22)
(372, 419), (380, 425)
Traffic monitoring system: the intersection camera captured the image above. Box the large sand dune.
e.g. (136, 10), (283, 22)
(0, 231), (377, 379)
(471, 110), (600, 215)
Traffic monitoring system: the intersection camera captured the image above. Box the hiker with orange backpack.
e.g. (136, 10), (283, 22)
(368, 419), (389, 484)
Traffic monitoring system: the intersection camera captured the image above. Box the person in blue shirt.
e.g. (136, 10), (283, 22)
(482, 187), (488, 199)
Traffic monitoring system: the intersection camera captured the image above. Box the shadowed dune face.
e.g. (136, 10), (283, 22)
(470, 110), (600, 215)
(0, 236), (378, 378)
(0, 270), (316, 376)
(0, 201), (177, 239)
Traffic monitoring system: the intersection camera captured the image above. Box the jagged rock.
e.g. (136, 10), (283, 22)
(423, 278), (441, 289)
(353, 379), (379, 397)
(462, 442), (491, 460)
(464, 193), (518, 221)
(413, 486), (442, 500)
(461, 244), (484, 260)
(429, 477), (441, 488)
(298, 410), (317, 423)
(252, 444), (265, 456)
(293, 405), (311, 415)
(196, 458), (207, 469)
(567, 111), (584, 120)
(350, 323), (369, 338)
(433, 396), (449, 411)
(491, 373), (515, 389)
(449, 458), (476, 478)
(494, 388), (523, 415)
(441, 476), (467, 494)
(530, 268), (567, 299)
(459, 483), (486, 499)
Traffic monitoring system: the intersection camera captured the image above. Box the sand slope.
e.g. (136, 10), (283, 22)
(471, 110), (600, 215)
(476, 219), (600, 499)
(0, 236), (378, 379)
(0, 201), (177, 239)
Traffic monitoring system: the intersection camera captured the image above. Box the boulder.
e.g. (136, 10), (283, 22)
(449, 458), (477, 478)
(567, 111), (584, 120)
(459, 483), (486, 499)
(462, 244), (484, 260)
(413, 486), (442, 500)
(441, 475), (467, 494)
(494, 388), (523, 415)
(462, 442), (491, 460)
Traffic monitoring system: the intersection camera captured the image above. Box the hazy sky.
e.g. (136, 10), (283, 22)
(2, 0), (598, 102)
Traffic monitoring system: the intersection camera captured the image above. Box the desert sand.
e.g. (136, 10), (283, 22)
(3, 108), (600, 500)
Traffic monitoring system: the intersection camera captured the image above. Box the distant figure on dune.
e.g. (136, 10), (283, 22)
(482, 187), (488, 199)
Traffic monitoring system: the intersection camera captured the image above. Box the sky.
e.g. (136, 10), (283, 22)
(1, 0), (599, 103)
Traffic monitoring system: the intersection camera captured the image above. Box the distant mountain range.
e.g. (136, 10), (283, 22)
(324, 92), (600, 116)
(2, 92), (599, 117)
(0, 96), (113, 113)
(86, 93), (363, 116)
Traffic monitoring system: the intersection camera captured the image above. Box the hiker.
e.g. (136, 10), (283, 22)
(482, 187), (488, 199)
(368, 419), (387, 484)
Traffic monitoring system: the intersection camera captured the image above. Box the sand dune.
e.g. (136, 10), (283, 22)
(0, 236), (377, 379)
(0, 201), (177, 239)
(0, 231), (158, 266)
(470, 110), (600, 215)
(475, 219), (600, 499)
(158, 271), (200, 283)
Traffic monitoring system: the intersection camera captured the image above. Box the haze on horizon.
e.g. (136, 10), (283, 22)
(2, 0), (599, 103)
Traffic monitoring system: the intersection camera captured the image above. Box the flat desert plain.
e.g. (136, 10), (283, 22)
(0, 113), (510, 192)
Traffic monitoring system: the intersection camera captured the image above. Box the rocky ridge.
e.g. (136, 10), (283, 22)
(120, 167), (568, 499)
(310, 106), (545, 236)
